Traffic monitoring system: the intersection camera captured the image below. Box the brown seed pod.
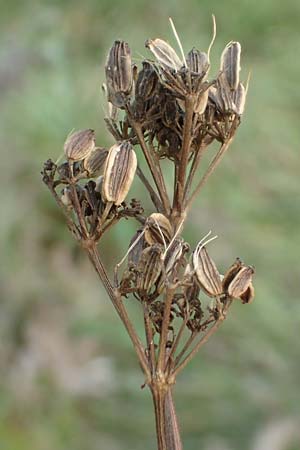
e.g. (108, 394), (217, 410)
(105, 40), (133, 107)
(227, 266), (254, 299)
(83, 147), (108, 177)
(220, 41), (241, 91)
(193, 245), (223, 297)
(64, 129), (95, 162)
(145, 38), (182, 71)
(137, 244), (163, 293)
(127, 229), (146, 267)
(144, 213), (173, 246)
(102, 141), (137, 205)
(194, 88), (209, 114)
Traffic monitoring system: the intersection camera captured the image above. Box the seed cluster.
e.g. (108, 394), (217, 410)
(42, 21), (254, 380)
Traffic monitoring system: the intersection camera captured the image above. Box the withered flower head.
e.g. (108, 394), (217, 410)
(145, 38), (183, 71)
(193, 244), (223, 297)
(105, 40), (133, 107)
(102, 141), (137, 205)
(64, 129), (95, 162)
(144, 213), (173, 246)
(220, 41), (241, 91)
(83, 147), (108, 177)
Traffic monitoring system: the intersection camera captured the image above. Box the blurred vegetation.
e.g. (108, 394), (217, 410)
(0, 0), (300, 449)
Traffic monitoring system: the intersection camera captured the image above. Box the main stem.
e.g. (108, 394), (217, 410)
(151, 384), (183, 450)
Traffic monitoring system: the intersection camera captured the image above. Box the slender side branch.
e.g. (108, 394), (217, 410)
(129, 119), (171, 214)
(86, 244), (151, 380)
(157, 286), (176, 374)
(136, 165), (164, 212)
(173, 95), (195, 213)
(172, 319), (224, 378)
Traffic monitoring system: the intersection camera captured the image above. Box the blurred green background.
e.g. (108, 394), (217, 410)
(1, 0), (300, 449)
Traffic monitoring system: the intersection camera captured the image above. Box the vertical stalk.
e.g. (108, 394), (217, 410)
(151, 385), (183, 450)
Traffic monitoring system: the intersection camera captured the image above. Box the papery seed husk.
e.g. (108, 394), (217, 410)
(165, 238), (184, 277)
(60, 187), (72, 208)
(83, 147), (108, 177)
(64, 129), (95, 162)
(102, 141), (137, 205)
(228, 266), (254, 298)
(232, 82), (246, 115)
(220, 41), (241, 91)
(144, 213), (173, 245)
(186, 48), (210, 76)
(137, 244), (163, 292)
(145, 38), (182, 71)
(193, 245), (223, 297)
(240, 282), (255, 304)
(105, 40), (133, 107)
(222, 257), (243, 292)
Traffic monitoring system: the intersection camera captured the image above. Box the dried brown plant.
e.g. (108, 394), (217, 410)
(42, 17), (255, 450)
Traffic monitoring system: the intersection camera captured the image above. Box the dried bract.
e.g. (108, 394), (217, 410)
(102, 141), (137, 205)
(232, 82), (247, 115)
(220, 41), (241, 90)
(105, 40), (133, 107)
(64, 129), (95, 162)
(193, 245), (223, 297)
(145, 38), (182, 71)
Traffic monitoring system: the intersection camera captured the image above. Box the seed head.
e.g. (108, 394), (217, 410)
(137, 244), (163, 293)
(145, 38), (182, 71)
(144, 213), (173, 246)
(227, 266), (254, 299)
(220, 41), (241, 90)
(83, 147), (108, 177)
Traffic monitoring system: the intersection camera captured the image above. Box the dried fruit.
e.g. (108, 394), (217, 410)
(144, 213), (173, 246)
(220, 41), (241, 90)
(102, 141), (137, 205)
(137, 244), (163, 292)
(227, 265), (254, 299)
(64, 129), (95, 162)
(193, 245), (223, 297)
(145, 38), (182, 71)
(186, 48), (210, 77)
(105, 40), (133, 107)
(83, 147), (108, 177)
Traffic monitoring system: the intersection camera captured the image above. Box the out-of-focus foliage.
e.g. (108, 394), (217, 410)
(0, 0), (299, 449)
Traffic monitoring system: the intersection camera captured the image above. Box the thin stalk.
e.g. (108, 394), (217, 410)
(173, 95), (194, 213)
(183, 142), (207, 204)
(173, 318), (223, 378)
(151, 385), (182, 450)
(157, 286), (176, 375)
(165, 314), (188, 372)
(86, 245), (151, 380)
(143, 304), (156, 376)
(129, 119), (171, 214)
(136, 165), (164, 212)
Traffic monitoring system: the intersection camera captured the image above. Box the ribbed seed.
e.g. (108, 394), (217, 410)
(220, 41), (241, 90)
(144, 213), (173, 245)
(64, 129), (95, 162)
(145, 38), (182, 71)
(193, 245), (223, 297)
(137, 244), (163, 292)
(83, 147), (108, 177)
(228, 266), (254, 298)
(102, 141), (137, 205)
(186, 48), (209, 76)
(135, 61), (158, 101)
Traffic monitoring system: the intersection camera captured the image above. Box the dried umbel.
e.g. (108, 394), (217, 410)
(42, 17), (255, 450)
(102, 141), (137, 205)
(64, 129), (95, 162)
